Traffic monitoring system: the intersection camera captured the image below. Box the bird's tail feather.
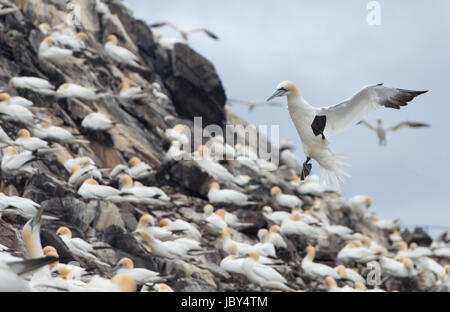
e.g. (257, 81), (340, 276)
(315, 147), (351, 191)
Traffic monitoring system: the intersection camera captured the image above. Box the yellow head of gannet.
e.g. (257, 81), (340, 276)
(4, 146), (19, 156)
(257, 228), (269, 242)
(262, 206), (273, 214)
(371, 216), (380, 223)
(118, 174), (133, 188)
(159, 218), (172, 227)
(361, 236), (372, 248)
(354, 283), (366, 291)
(227, 242), (238, 255)
(117, 257), (134, 269)
(43, 36), (57, 46)
(397, 241), (408, 251)
(139, 214), (155, 227)
(325, 276), (338, 288)
(203, 204), (214, 214)
(76, 32), (88, 41)
(305, 245), (316, 260)
(267, 81), (300, 101)
(336, 265), (347, 278)
(111, 274), (136, 292)
(84, 178), (99, 186)
(401, 258), (414, 268)
(269, 224), (280, 233)
(40, 118), (52, 128)
(17, 128), (31, 139)
(365, 196), (372, 207)
(55, 265), (73, 280)
(409, 242), (419, 249)
(128, 157), (141, 167)
(291, 176), (301, 183)
(45, 250), (60, 269)
(71, 165), (82, 175)
(43, 245), (57, 255)
(215, 208), (226, 220)
(221, 227), (233, 239)
(209, 182), (220, 191)
(290, 211), (302, 221)
(270, 186), (282, 196)
(106, 34), (119, 45)
(121, 80), (131, 90)
(0, 92), (11, 103)
(249, 251), (260, 262)
(56, 226), (72, 239)
(155, 283), (174, 292)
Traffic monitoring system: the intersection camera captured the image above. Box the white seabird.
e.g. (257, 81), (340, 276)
(0, 93), (38, 126)
(32, 118), (89, 144)
(8, 76), (55, 95)
(104, 34), (145, 69)
(270, 186), (303, 209)
(301, 246), (341, 280)
(81, 112), (115, 131)
(267, 80), (427, 189)
(359, 118), (429, 146)
(128, 157), (153, 180)
(56, 83), (102, 100)
(119, 81), (146, 100)
(207, 182), (255, 206)
(1, 146), (37, 176)
(38, 37), (84, 65)
(150, 22), (219, 42)
(115, 257), (161, 285)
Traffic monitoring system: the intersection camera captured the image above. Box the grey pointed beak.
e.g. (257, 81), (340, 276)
(266, 89), (286, 102)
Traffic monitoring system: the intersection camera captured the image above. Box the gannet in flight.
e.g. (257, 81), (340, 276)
(228, 98), (282, 112)
(267, 81), (427, 189)
(358, 118), (429, 146)
(150, 22), (219, 42)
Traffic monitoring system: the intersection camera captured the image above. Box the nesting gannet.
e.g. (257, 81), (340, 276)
(115, 258), (161, 284)
(0, 193), (56, 221)
(371, 216), (401, 231)
(56, 227), (109, 267)
(119, 175), (170, 203)
(0, 93), (38, 125)
(133, 230), (204, 260)
(151, 82), (171, 105)
(56, 83), (102, 100)
(207, 182), (254, 206)
(104, 34), (145, 69)
(0, 124), (15, 146)
(280, 212), (321, 238)
(81, 112), (115, 131)
(206, 135), (235, 160)
(270, 186), (302, 209)
(358, 118), (429, 146)
(78, 178), (129, 201)
(128, 157), (153, 180)
(9, 95), (34, 107)
(432, 244), (450, 260)
(337, 242), (382, 264)
(296, 175), (326, 196)
(136, 214), (177, 241)
(280, 148), (302, 175)
(348, 194), (372, 211)
(14, 128), (56, 153)
(397, 242), (432, 260)
(87, 274), (137, 292)
(150, 22), (219, 42)
(261, 206), (290, 225)
(203, 205), (227, 234)
(32, 118), (89, 144)
(267, 225), (287, 249)
(64, 156), (95, 172)
(8, 76), (55, 95)
(68, 166), (96, 189)
(379, 256), (418, 278)
(119, 81), (146, 100)
(38, 37), (84, 65)
(159, 218), (201, 241)
(165, 124), (189, 145)
(266, 81), (427, 189)
(51, 28), (89, 51)
(254, 229), (277, 258)
(335, 265), (365, 284)
(1, 146), (37, 176)
(166, 140), (190, 161)
(0, 255), (58, 292)
(325, 276), (359, 292)
(301, 246), (341, 280)
(220, 243), (245, 275)
(44, 248), (88, 280)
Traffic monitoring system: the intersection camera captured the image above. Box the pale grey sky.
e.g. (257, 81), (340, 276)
(125, 0), (450, 234)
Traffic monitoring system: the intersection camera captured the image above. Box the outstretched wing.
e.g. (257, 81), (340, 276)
(389, 121), (429, 132)
(357, 120), (376, 131)
(187, 28), (219, 40)
(149, 22), (182, 33)
(317, 84), (427, 136)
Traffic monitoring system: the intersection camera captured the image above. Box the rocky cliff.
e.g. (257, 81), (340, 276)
(0, 0), (448, 292)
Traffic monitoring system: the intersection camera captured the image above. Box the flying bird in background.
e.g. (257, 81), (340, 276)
(228, 98), (282, 112)
(267, 81), (428, 189)
(358, 118), (429, 146)
(149, 21), (219, 42)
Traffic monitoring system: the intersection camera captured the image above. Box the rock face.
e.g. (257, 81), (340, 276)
(0, 0), (448, 293)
